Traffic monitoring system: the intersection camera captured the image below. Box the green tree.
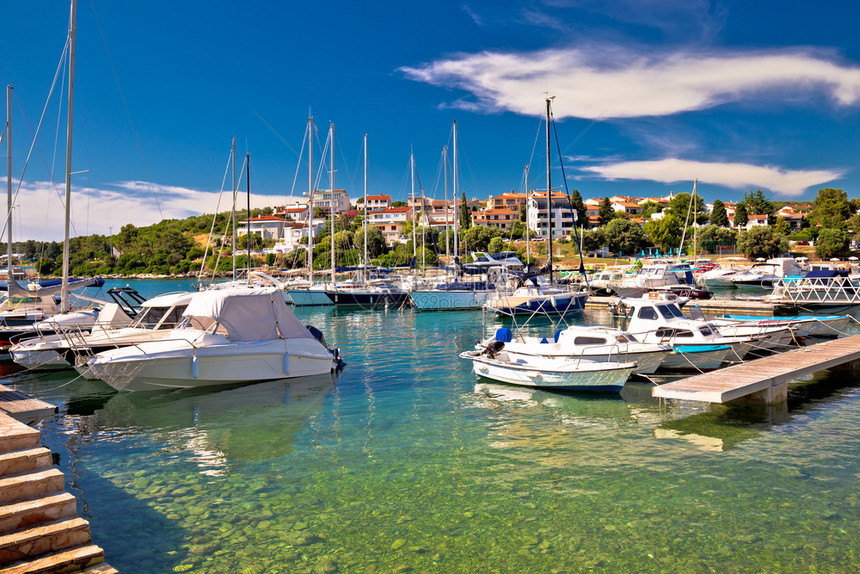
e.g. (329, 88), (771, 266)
(461, 226), (503, 252)
(774, 216), (790, 236)
(742, 189), (775, 221)
(639, 201), (663, 219)
(568, 189), (587, 225)
(808, 187), (850, 231)
(709, 199), (729, 227)
(668, 192), (708, 225)
(734, 203), (749, 228)
(353, 226), (387, 259)
(736, 226), (789, 260)
(603, 219), (648, 255)
(815, 228), (850, 259)
(694, 225), (738, 255)
(644, 213), (683, 252)
(487, 236), (508, 254)
(459, 192), (471, 231)
(597, 197), (614, 226)
(581, 227), (606, 255)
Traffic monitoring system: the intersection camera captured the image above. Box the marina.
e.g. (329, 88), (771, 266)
(0, 278), (857, 573)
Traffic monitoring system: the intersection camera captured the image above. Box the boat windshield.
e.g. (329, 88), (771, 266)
(131, 305), (188, 330)
(656, 305), (675, 319)
(667, 304), (685, 318)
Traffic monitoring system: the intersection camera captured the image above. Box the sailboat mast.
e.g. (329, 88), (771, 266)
(545, 97), (554, 286)
(452, 121), (458, 260)
(693, 179), (698, 260)
(6, 86), (12, 282)
(246, 152), (251, 277)
(524, 163), (530, 267)
(307, 116), (314, 283)
(61, 0), (76, 313)
(363, 133), (368, 283)
(410, 150), (416, 266)
(329, 123), (335, 287)
(443, 145), (449, 265)
(231, 138), (236, 281)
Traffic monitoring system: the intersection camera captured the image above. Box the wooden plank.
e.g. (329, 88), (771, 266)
(653, 334), (860, 403)
(0, 385), (57, 425)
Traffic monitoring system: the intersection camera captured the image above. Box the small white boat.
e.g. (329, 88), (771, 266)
(713, 314), (851, 339)
(86, 287), (342, 391)
(459, 346), (636, 392)
(287, 284), (335, 306)
(478, 325), (671, 375)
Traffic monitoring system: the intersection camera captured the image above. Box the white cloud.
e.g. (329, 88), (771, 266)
(3, 179), (292, 242)
(401, 46), (860, 119)
(581, 158), (842, 197)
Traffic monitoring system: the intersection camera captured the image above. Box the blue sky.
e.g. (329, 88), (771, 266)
(2, 0), (860, 240)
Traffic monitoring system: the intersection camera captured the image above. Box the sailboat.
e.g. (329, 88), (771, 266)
(484, 98), (588, 317)
(0, 8), (104, 349)
(287, 117), (333, 306)
(325, 134), (408, 307)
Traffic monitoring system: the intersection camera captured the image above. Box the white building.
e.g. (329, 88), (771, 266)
(368, 206), (415, 245)
(527, 192), (576, 238)
(311, 188), (351, 215)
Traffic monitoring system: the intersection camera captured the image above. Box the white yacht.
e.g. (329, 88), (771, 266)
(730, 257), (803, 289)
(11, 291), (194, 373)
(613, 262), (696, 298)
(86, 287), (341, 391)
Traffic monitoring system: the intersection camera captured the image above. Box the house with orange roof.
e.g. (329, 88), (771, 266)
(368, 206), (415, 245)
(365, 194), (392, 211)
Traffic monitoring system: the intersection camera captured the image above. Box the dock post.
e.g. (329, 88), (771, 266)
(737, 381), (787, 405)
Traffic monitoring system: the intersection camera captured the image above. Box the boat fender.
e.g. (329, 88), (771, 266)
(284, 353), (290, 374)
(550, 296), (557, 308)
(191, 355), (199, 378)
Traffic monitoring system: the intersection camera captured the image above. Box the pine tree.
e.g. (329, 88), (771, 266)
(734, 203), (749, 228)
(459, 191), (471, 230)
(710, 199), (729, 227)
(598, 197), (614, 226)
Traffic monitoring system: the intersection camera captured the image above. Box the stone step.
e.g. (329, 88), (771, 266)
(0, 493), (77, 535)
(0, 422), (39, 456)
(0, 517), (91, 564)
(0, 543), (104, 574)
(0, 470), (64, 506)
(80, 565), (117, 574)
(0, 449), (52, 479)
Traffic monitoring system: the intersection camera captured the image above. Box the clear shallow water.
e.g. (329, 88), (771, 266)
(3, 279), (860, 573)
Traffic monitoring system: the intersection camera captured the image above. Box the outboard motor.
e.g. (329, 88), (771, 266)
(484, 340), (505, 358)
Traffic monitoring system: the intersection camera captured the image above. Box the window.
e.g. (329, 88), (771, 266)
(668, 305), (685, 318)
(638, 307), (658, 320)
(675, 329), (694, 338)
(573, 336), (609, 346)
(655, 327), (674, 338)
(699, 327), (712, 337)
(657, 305), (675, 319)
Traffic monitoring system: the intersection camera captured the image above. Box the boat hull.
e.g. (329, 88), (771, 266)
(410, 290), (490, 311)
(462, 352), (634, 392)
(487, 292), (588, 316)
(658, 346), (730, 372)
(88, 339), (336, 392)
(287, 289), (334, 306)
(325, 290), (409, 307)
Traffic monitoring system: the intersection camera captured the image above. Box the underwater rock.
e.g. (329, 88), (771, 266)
(390, 539), (407, 550)
(312, 557), (339, 574)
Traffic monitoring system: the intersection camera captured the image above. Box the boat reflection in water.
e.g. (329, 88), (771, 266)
(76, 374), (336, 472)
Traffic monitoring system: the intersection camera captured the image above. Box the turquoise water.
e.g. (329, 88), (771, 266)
(4, 279), (860, 573)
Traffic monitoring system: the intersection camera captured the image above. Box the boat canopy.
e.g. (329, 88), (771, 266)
(182, 288), (313, 342)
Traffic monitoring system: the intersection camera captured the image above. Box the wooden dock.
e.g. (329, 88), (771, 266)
(653, 334), (860, 404)
(0, 385), (57, 426)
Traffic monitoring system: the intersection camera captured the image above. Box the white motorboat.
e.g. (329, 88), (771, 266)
(86, 287), (342, 391)
(698, 264), (745, 288)
(410, 280), (496, 311)
(11, 291), (194, 374)
(618, 294), (764, 368)
(459, 346), (636, 392)
(478, 325), (671, 375)
(730, 257), (803, 289)
(612, 262), (697, 298)
(484, 283), (588, 316)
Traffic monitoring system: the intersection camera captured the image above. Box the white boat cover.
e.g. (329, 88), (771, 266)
(182, 287), (314, 342)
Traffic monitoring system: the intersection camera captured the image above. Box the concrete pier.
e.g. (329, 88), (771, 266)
(0, 396), (114, 573)
(653, 334), (860, 404)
